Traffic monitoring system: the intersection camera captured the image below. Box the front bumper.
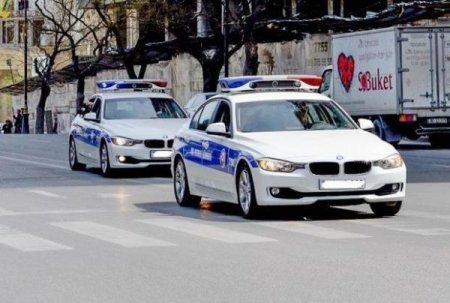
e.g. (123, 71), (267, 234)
(108, 144), (172, 168)
(251, 165), (406, 206)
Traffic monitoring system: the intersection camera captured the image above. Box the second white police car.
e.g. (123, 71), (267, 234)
(69, 79), (188, 176)
(172, 75), (406, 218)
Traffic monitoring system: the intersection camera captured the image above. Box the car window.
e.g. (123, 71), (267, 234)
(212, 101), (231, 132)
(90, 99), (102, 120)
(189, 106), (203, 129)
(193, 95), (206, 108)
(103, 97), (186, 120)
(318, 69), (331, 93)
(196, 100), (220, 131)
(237, 100), (355, 132)
(185, 95), (197, 108)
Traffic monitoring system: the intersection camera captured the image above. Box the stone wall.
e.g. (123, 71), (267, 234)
(12, 34), (332, 134)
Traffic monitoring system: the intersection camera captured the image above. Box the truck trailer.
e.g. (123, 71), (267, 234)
(319, 26), (450, 147)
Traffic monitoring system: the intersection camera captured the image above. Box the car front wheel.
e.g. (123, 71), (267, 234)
(174, 158), (201, 206)
(69, 138), (86, 171)
(237, 164), (259, 219)
(100, 143), (113, 177)
(370, 201), (402, 217)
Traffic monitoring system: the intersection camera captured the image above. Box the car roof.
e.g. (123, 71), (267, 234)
(92, 91), (175, 100)
(213, 91), (332, 104)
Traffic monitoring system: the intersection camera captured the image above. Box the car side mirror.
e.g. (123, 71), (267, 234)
(206, 122), (230, 137)
(84, 112), (99, 122)
(358, 118), (374, 131)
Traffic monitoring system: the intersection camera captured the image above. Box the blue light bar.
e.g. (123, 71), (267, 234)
(219, 76), (263, 89)
(96, 79), (168, 91)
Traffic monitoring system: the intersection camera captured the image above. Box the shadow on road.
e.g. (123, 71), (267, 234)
(83, 166), (172, 179)
(134, 200), (377, 222)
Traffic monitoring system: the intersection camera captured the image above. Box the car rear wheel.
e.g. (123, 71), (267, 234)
(69, 138), (86, 171)
(370, 201), (402, 217)
(174, 158), (201, 206)
(100, 143), (113, 177)
(237, 164), (259, 219)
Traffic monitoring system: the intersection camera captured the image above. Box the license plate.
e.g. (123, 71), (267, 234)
(319, 180), (365, 190)
(427, 118), (448, 124)
(150, 150), (172, 159)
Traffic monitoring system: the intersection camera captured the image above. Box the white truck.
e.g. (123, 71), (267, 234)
(318, 26), (450, 147)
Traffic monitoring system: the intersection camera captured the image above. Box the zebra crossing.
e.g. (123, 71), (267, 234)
(1, 209), (450, 252)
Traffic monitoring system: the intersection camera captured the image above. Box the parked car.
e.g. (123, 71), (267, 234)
(69, 79), (189, 177)
(172, 75), (406, 219)
(184, 92), (218, 116)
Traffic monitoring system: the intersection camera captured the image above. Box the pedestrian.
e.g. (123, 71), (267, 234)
(2, 119), (13, 134)
(52, 114), (58, 134)
(13, 109), (23, 134)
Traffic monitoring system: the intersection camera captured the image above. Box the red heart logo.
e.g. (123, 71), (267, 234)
(337, 53), (355, 93)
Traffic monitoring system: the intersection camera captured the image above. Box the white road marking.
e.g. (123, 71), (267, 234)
(405, 210), (450, 221)
(28, 190), (66, 199)
(98, 193), (132, 199)
(0, 207), (18, 216)
(50, 221), (174, 247)
(0, 155), (68, 170)
(137, 218), (276, 243)
(432, 164), (450, 168)
(255, 221), (371, 239)
(0, 151), (66, 163)
(350, 219), (450, 236)
(0, 209), (105, 217)
(0, 225), (72, 252)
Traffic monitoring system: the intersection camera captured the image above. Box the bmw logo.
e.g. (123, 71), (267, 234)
(162, 135), (168, 139)
(336, 155), (344, 161)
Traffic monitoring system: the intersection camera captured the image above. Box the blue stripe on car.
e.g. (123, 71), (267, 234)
(179, 140), (257, 175)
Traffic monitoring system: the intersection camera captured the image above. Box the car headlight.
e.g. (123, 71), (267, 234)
(111, 136), (143, 146)
(373, 154), (403, 169)
(257, 158), (303, 173)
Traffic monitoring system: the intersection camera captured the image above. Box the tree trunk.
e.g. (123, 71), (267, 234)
(75, 75), (85, 112)
(243, 40), (259, 75)
(35, 82), (51, 134)
(138, 64), (147, 79)
(125, 57), (138, 79)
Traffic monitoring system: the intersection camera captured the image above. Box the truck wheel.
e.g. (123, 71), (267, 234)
(429, 134), (450, 149)
(370, 201), (402, 217)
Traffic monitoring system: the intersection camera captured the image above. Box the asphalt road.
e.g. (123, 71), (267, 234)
(1, 134), (450, 303)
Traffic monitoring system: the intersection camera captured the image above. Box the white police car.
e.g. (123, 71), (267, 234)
(171, 75), (406, 218)
(69, 79), (188, 176)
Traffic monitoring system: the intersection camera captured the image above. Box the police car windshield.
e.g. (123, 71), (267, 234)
(237, 100), (356, 132)
(104, 97), (186, 120)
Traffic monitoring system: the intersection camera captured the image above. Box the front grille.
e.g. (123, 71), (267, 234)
(144, 140), (165, 148)
(309, 162), (339, 175)
(167, 139), (174, 148)
(344, 161), (371, 174)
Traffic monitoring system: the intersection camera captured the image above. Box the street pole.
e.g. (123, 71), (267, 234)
(22, 0), (30, 134)
(223, 0), (229, 77)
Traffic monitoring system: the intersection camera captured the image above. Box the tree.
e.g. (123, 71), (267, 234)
(92, 0), (168, 79)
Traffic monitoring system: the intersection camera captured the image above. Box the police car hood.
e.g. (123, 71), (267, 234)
(239, 129), (397, 162)
(103, 119), (188, 139)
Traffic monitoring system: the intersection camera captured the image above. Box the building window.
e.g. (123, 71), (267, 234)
(2, 21), (15, 44)
(32, 20), (43, 46)
(18, 21), (25, 44)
